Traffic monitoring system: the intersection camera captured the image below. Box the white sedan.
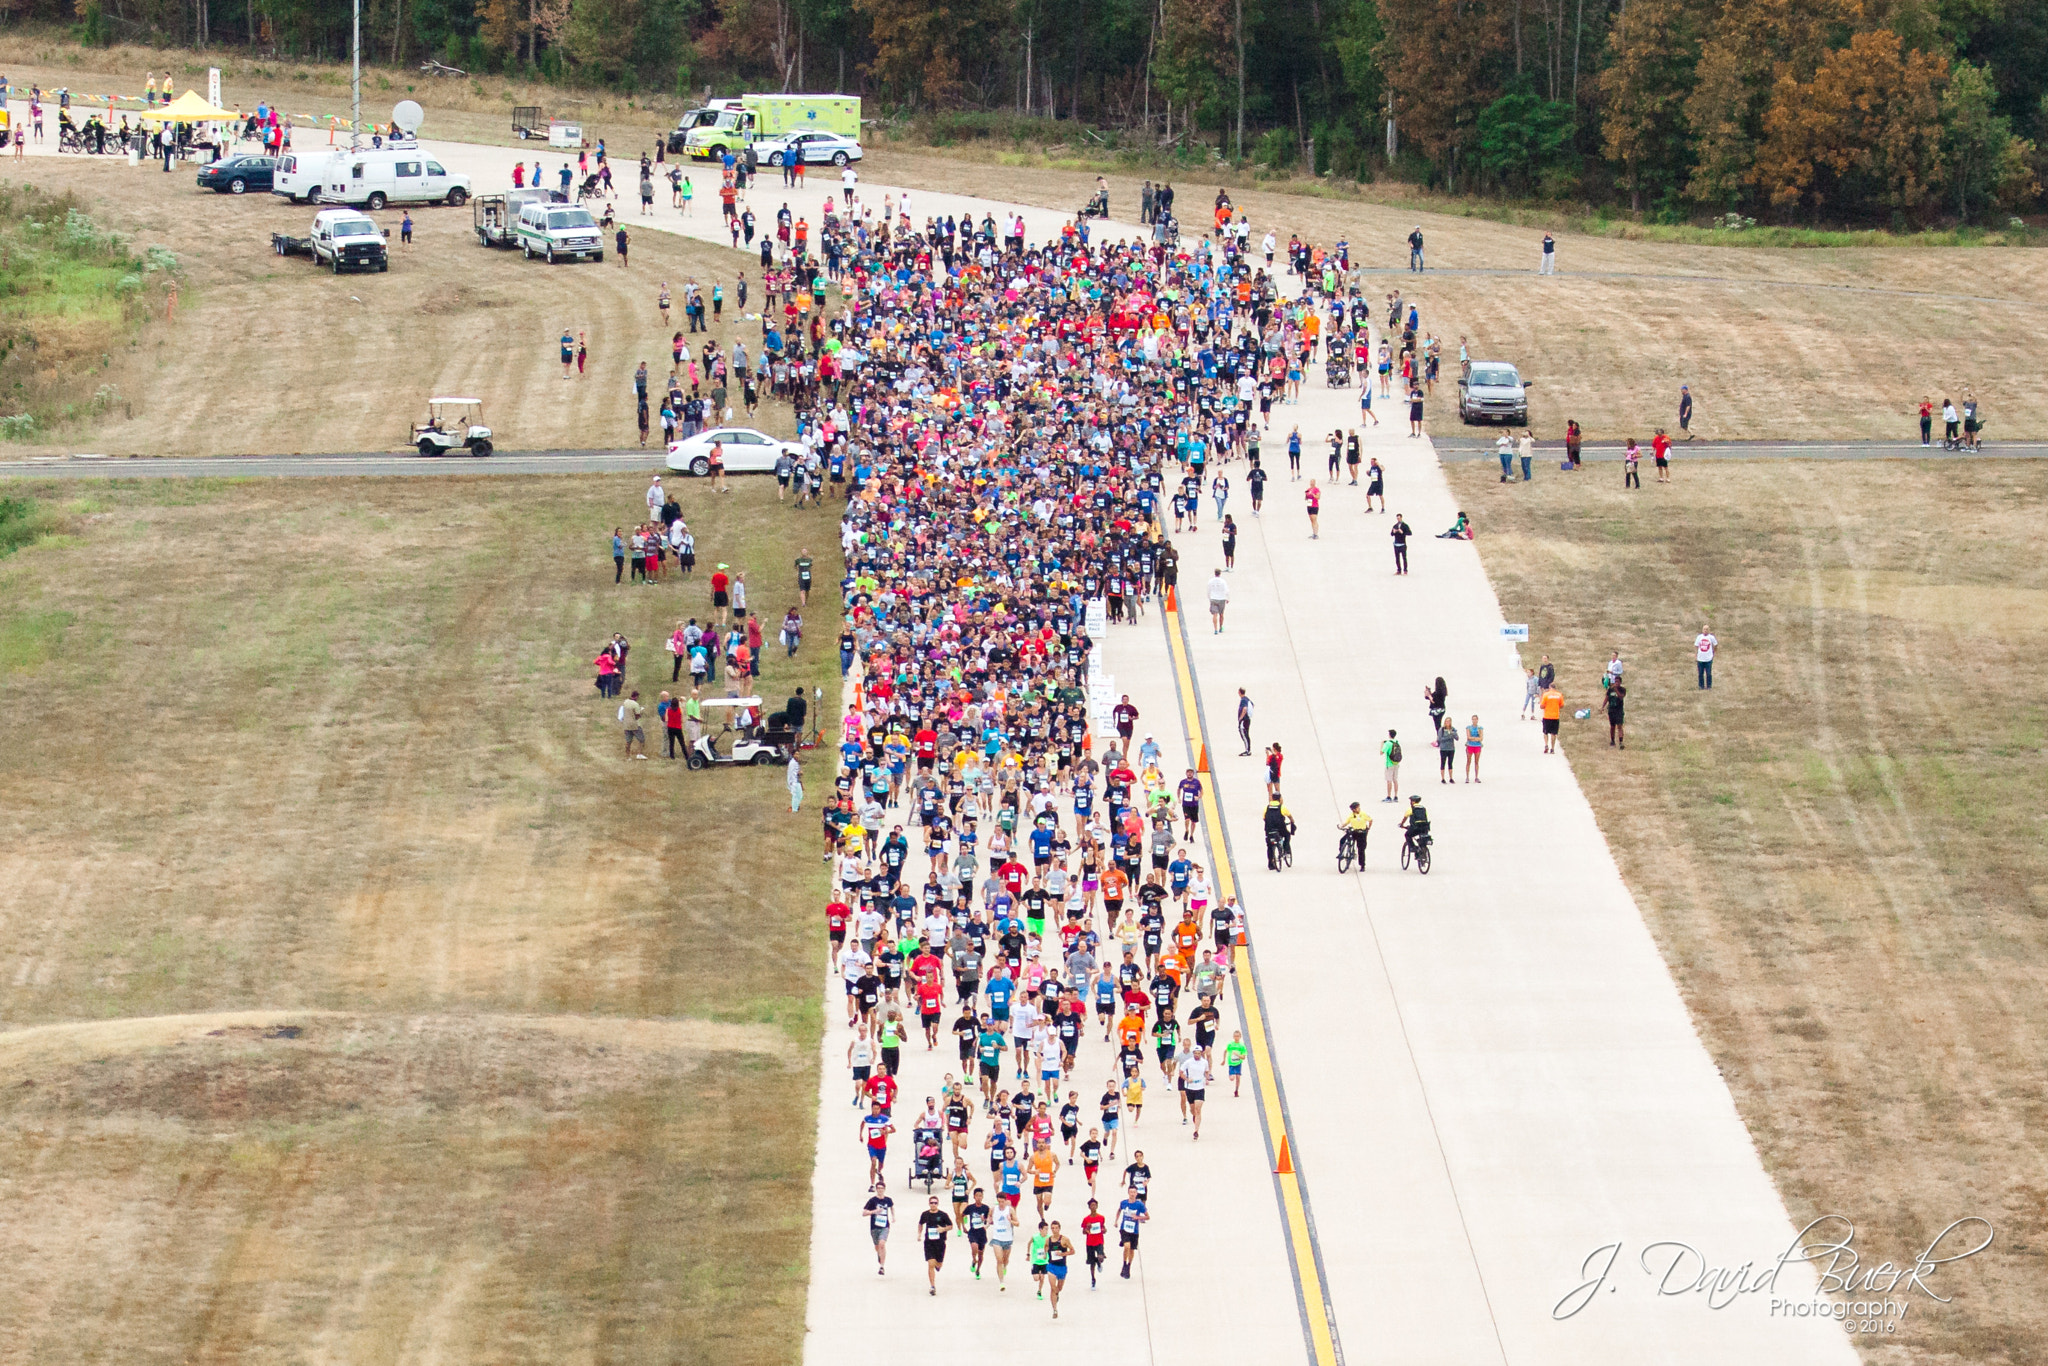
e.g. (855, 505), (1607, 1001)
(665, 426), (803, 476)
(758, 131), (863, 167)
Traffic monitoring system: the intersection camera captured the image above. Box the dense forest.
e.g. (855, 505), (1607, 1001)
(9, 0), (2044, 222)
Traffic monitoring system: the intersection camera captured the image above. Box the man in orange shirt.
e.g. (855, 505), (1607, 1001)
(1029, 1142), (1060, 1217)
(1101, 864), (1129, 929)
(1540, 682), (1565, 754)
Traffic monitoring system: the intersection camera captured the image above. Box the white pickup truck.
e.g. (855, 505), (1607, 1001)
(304, 209), (389, 274)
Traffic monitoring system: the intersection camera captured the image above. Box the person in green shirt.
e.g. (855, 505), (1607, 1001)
(1029, 1224), (1050, 1300)
(877, 1012), (905, 1076)
(1223, 1031), (1247, 1097)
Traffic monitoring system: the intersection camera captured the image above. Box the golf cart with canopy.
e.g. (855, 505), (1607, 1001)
(686, 695), (796, 769)
(411, 397), (493, 457)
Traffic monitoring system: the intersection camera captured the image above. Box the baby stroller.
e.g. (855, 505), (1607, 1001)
(1325, 354), (1351, 388)
(909, 1124), (944, 1193)
(1079, 188), (1109, 219)
(576, 172), (605, 202)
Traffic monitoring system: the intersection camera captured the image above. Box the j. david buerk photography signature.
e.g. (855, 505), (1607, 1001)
(1553, 1216), (1994, 1320)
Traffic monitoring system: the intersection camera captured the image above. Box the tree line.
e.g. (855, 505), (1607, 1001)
(24, 0), (2045, 222)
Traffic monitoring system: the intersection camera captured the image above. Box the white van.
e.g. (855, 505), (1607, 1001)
(320, 147), (474, 210)
(273, 150), (342, 204)
(515, 200), (604, 263)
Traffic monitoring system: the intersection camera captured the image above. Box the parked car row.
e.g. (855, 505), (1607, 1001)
(196, 145), (474, 209)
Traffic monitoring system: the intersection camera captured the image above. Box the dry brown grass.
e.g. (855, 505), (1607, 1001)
(1446, 457), (2048, 1366)
(863, 146), (2048, 444)
(0, 155), (781, 458)
(0, 35), (686, 150)
(0, 472), (841, 1364)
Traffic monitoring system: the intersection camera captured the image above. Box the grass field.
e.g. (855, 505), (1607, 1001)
(0, 155), (784, 458)
(0, 472), (839, 1364)
(1446, 457), (2048, 1365)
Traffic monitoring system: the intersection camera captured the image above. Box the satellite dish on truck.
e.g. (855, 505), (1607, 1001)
(392, 100), (424, 134)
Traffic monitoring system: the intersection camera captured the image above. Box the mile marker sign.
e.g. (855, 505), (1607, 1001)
(1501, 624), (1530, 641)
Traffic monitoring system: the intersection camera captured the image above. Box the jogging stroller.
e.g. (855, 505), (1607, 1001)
(1325, 355), (1351, 388)
(909, 1124), (944, 1193)
(576, 172), (605, 202)
(1079, 189), (1109, 219)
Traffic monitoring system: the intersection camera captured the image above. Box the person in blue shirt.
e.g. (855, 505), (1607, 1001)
(1115, 1196), (1148, 1277)
(986, 972), (1015, 1024)
(1167, 856), (1192, 901)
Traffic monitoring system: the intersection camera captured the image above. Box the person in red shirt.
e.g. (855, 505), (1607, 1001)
(1652, 428), (1673, 483)
(1080, 1199), (1108, 1287)
(863, 1069), (898, 1115)
(710, 567), (732, 625)
(914, 726), (937, 771)
(908, 944), (943, 995)
(825, 898), (851, 971)
(915, 975), (945, 1046)
(998, 859), (1028, 899)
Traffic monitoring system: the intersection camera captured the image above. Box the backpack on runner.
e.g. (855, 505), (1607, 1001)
(1389, 740), (1402, 764)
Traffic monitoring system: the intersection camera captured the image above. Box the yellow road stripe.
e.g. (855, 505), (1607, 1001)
(1161, 601), (1342, 1366)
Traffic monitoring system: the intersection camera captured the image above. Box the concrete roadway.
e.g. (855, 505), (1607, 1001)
(1433, 436), (2048, 462)
(0, 450), (666, 479)
(1163, 360), (1861, 1363)
(9, 437), (2038, 481)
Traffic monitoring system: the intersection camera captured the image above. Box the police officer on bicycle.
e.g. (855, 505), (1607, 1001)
(1263, 794), (1296, 870)
(1398, 795), (1430, 862)
(1338, 802), (1372, 869)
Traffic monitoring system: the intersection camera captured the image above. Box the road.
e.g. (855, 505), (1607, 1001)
(0, 449), (666, 479)
(1432, 436), (2048, 462)
(1153, 340), (1860, 1363)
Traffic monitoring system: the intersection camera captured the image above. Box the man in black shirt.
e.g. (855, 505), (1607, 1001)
(962, 1189), (992, 1278)
(918, 1196), (953, 1294)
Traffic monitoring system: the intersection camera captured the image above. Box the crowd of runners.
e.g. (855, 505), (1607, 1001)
(784, 186), (1417, 1313)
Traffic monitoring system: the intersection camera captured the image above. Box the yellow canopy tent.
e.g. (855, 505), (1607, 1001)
(139, 90), (237, 123)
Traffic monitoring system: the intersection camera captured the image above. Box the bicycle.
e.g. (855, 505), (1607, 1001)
(1265, 829), (1293, 870)
(1399, 830), (1432, 875)
(1336, 827), (1368, 872)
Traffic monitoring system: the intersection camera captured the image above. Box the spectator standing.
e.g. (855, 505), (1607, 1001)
(1678, 385), (1695, 439)
(1540, 231), (1556, 274)
(1695, 625), (1717, 689)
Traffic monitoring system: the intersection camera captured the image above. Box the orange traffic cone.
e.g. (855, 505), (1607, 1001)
(1165, 585), (1178, 613)
(1198, 743), (1210, 773)
(1275, 1134), (1294, 1175)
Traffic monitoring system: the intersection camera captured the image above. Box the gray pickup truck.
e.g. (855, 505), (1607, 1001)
(1457, 361), (1532, 426)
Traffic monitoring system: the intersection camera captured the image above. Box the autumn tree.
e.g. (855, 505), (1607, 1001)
(1756, 28), (1944, 218)
(1374, 0), (1510, 186)
(1680, 0), (1862, 207)
(1599, 0), (1704, 209)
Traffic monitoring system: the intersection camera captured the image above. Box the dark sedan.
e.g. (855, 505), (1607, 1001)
(196, 156), (277, 196)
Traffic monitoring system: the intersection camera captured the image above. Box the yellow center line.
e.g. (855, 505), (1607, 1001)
(1160, 600), (1342, 1366)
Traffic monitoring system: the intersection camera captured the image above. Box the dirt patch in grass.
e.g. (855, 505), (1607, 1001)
(1448, 457), (2048, 1365)
(0, 473), (840, 1363)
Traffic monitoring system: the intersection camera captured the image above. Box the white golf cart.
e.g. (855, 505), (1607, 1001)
(411, 397), (494, 457)
(686, 695), (796, 769)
